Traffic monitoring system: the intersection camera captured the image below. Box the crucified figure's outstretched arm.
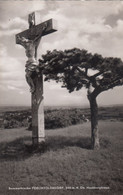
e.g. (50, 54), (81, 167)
(16, 36), (29, 49)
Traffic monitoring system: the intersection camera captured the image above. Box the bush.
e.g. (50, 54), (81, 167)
(44, 108), (88, 129)
(0, 106), (123, 130)
(1, 108), (89, 129)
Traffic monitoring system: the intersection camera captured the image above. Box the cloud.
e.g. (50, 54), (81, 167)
(0, 1), (46, 21)
(0, 28), (22, 37)
(0, 17), (27, 30)
(0, 45), (24, 73)
(39, 1), (119, 57)
(85, 17), (123, 60)
(0, 72), (24, 81)
(0, 44), (26, 95)
(79, 19), (112, 34)
(43, 81), (88, 106)
(42, 1), (123, 23)
(115, 19), (123, 35)
(0, 1), (123, 106)
(7, 85), (20, 91)
(0, 1), (46, 39)
(0, 79), (26, 89)
(48, 82), (62, 90)
(41, 1), (123, 61)
(0, 44), (7, 56)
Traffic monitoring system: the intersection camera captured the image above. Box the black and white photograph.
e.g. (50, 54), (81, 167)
(0, 0), (123, 194)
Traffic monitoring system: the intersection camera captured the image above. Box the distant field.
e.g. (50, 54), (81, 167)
(0, 106), (30, 113)
(0, 105), (123, 130)
(0, 120), (123, 195)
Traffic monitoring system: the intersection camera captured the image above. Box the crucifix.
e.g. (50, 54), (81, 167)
(15, 12), (57, 146)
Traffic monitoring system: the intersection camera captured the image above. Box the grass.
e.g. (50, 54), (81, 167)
(0, 121), (123, 195)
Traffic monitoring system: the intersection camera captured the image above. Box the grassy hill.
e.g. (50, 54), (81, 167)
(0, 120), (123, 195)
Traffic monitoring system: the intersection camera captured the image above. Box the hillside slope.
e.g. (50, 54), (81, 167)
(0, 121), (123, 195)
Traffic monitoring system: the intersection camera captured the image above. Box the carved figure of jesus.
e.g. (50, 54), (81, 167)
(16, 24), (47, 93)
(17, 35), (39, 64)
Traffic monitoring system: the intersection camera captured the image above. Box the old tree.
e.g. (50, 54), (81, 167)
(39, 48), (123, 149)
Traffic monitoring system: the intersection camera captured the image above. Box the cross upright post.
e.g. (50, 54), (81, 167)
(15, 12), (57, 147)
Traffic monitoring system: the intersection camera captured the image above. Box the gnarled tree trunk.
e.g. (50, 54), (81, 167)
(89, 96), (100, 149)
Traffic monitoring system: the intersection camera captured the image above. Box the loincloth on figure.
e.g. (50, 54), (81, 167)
(25, 61), (39, 73)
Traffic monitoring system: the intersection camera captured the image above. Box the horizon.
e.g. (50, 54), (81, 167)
(0, 103), (123, 108)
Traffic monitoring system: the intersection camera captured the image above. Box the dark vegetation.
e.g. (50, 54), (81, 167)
(39, 48), (123, 149)
(0, 105), (123, 130)
(40, 48), (123, 148)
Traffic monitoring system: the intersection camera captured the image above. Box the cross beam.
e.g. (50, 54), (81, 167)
(16, 18), (57, 44)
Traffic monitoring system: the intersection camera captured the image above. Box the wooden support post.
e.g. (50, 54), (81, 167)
(32, 72), (45, 146)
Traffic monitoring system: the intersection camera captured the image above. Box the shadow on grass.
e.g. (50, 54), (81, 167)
(0, 136), (111, 161)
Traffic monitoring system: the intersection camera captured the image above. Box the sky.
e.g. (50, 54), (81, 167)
(0, 0), (123, 107)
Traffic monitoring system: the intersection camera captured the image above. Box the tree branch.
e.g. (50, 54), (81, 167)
(91, 71), (104, 78)
(76, 67), (100, 88)
(100, 77), (123, 92)
(76, 67), (90, 80)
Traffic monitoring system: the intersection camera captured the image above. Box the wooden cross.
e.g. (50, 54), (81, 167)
(15, 12), (57, 147)
(16, 13), (57, 41)
(16, 12), (57, 59)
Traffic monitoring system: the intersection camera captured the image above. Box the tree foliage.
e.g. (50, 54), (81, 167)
(39, 48), (123, 149)
(39, 48), (123, 96)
